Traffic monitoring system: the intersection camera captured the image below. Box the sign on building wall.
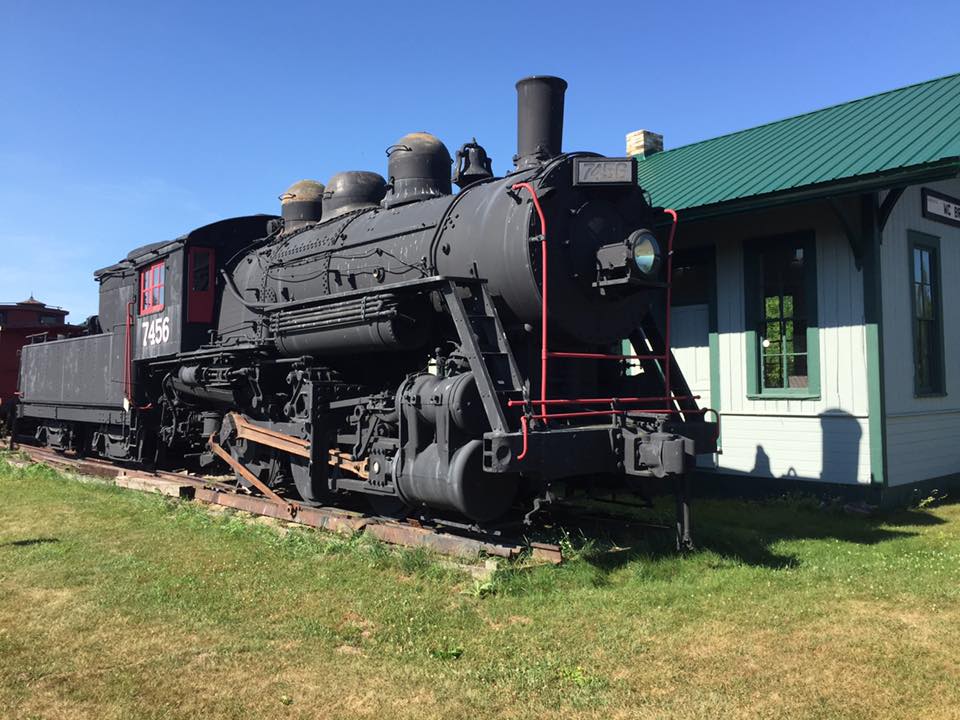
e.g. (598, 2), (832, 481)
(922, 188), (960, 228)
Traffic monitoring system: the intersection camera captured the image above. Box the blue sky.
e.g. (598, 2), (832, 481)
(1, 0), (956, 320)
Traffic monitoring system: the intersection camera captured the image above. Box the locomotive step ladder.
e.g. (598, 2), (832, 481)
(441, 279), (524, 436)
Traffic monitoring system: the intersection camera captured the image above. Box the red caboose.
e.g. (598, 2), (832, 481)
(0, 297), (82, 429)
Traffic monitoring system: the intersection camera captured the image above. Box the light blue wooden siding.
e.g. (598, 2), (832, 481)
(678, 200), (872, 484)
(880, 179), (960, 486)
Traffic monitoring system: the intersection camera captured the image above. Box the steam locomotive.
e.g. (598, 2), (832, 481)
(17, 76), (717, 546)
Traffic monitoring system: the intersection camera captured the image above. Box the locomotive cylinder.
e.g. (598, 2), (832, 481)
(396, 440), (516, 522)
(405, 372), (487, 433)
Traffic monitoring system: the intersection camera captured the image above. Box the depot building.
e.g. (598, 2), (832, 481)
(627, 72), (960, 502)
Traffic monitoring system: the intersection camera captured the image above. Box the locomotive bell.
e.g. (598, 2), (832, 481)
(323, 171), (387, 219)
(280, 179), (324, 232)
(382, 132), (452, 208)
(452, 139), (493, 189)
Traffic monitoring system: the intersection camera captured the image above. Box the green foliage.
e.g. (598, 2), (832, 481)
(428, 644), (464, 660)
(917, 489), (948, 509)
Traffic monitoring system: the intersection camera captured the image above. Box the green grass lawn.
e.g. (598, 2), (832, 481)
(1, 454), (958, 720)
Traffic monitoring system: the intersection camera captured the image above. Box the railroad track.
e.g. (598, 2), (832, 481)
(8, 442), (563, 564)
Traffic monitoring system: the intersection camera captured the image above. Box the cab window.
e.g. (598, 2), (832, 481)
(140, 261), (165, 315)
(187, 247), (216, 323)
(192, 248), (211, 291)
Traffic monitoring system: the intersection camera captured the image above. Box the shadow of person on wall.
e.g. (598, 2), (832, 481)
(751, 445), (773, 478)
(820, 409), (862, 485)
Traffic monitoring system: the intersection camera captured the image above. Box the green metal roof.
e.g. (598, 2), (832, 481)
(635, 73), (960, 217)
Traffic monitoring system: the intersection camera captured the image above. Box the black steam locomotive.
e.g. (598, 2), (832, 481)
(18, 77), (716, 546)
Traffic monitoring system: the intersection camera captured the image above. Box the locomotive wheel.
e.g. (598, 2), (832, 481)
(218, 414), (285, 494)
(289, 456), (329, 506)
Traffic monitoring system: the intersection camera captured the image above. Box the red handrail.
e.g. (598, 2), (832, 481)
(547, 351), (665, 361)
(517, 415), (530, 461)
(507, 191), (682, 462)
(508, 395), (699, 407)
(511, 182), (549, 418)
(531, 408), (707, 421)
(662, 209), (678, 401)
(123, 301), (134, 402)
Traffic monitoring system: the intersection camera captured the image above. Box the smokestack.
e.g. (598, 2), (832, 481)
(514, 75), (567, 169)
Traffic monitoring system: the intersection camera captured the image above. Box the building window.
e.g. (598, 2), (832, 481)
(140, 261), (165, 315)
(0, 311), (6, 325)
(909, 231), (945, 396)
(744, 232), (820, 398)
(38, 314), (59, 326)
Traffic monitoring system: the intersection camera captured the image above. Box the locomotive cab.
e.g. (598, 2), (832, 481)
(121, 215), (276, 361)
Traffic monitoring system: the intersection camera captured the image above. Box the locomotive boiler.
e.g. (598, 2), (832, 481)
(18, 76), (717, 546)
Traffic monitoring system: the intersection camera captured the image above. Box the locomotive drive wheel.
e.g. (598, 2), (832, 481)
(289, 456), (328, 506)
(217, 414), (287, 495)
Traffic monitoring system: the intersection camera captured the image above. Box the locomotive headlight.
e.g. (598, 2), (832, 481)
(629, 230), (661, 276)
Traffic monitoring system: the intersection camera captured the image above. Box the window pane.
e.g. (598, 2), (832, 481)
(788, 354), (808, 388)
(763, 355), (783, 389)
(754, 237), (814, 394)
(785, 244), (805, 308)
(916, 321), (929, 389)
(794, 321), (808, 353)
(765, 320), (782, 343)
(193, 250), (210, 291)
(764, 296), (781, 321)
(782, 294), (797, 319)
(910, 241), (942, 394)
(782, 319), (795, 353)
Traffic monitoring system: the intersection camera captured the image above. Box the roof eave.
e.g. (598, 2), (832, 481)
(674, 157), (960, 222)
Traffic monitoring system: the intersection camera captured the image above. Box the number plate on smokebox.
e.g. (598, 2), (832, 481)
(572, 157), (637, 186)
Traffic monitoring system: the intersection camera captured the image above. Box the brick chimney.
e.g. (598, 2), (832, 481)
(626, 129), (663, 158)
